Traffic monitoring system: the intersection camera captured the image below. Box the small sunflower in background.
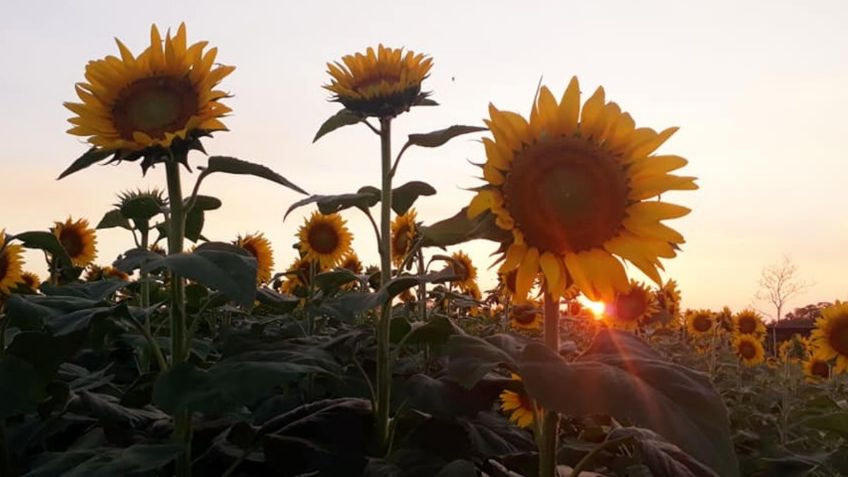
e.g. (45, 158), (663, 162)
(279, 256), (323, 295)
(390, 209), (417, 267)
(606, 281), (659, 331)
(324, 45), (433, 118)
(810, 303), (848, 374)
(499, 375), (535, 429)
(733, 334), (765, 366)
(64, 24), (233, 165)
(85, 265), (130, 282)
(802, 354), (831, 381)
(52, 218), (97, 267)
(0, 231), (24, 295)
(340, 251), (363, 274)
(686, 309), (716, 338)
(733, 309), (766, 337)
(509, 302), (543, 331)
(449, 250), (478, 292)
(18, 272), (41, 292)
(655, 279), (682, 322)
(778, 334), (810, 363)
(236, 233), (275, 284)
(468, 77), (696, 303)
(298, 212), (352, 269)
(716, 306), (734, 333)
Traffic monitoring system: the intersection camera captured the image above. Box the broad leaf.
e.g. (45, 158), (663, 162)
(313, 109), (363, 142)
(40, 279), (128, 301)
(197, 155), (306, 195)
(0, 356), (45, 418)
(23, 444), (183, 477)
(13, 231), (73, 268)
(57, 147), (114, 180)
(420, 208), (510, 248)
(608, 427), (721, 477)
(96, 209), (131, 230)
(285, 189), (380, 219)
(405, 125), (487, 149)
(392, 181), (436, 215)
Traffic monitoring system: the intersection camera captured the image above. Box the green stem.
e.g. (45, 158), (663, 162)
(375, 116), (393, 453)
(165, 157), (191, 477)
(539, 292), (560, 477)
(138, 226), (154, 372)
(417, 251), (426, 322)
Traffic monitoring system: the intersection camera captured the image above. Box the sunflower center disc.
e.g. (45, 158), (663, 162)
(307, 223), (341, 255)
(694, 316), (712, 332)
(59, 229), (84, 257)
(828, 316), (848, 355)
(112, 76), (198, 140)
(738, 318), (756, 334)
(503, 137), (628, 254)
(512, 305), (538, 325)
(812, 361), (829, 378)
(739, 341), (756, 359)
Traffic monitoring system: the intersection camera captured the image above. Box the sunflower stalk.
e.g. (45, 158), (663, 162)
(539, 292), (560, 477)
(375, 116), (394, 453)
(164, 156), (192, 477)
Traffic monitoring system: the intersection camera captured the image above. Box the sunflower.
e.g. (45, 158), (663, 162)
(340, 251), (363, 274)
(810, 303), (848, 373)
(0, 231), (24, 294)
(686, 309), (716, 337)
(716, 306), (734, 333)
(390, 209), (417, 267)
(733, 309), (766, 337)
(324, 45), (433, 118)
(65, 24), (233, 154)
(85, 265), (130, 282)
(606, 281), (659, 331)
(52, 217), (97, 267)
(499, 375), (535, 429)
(655, 279), (682, 321)
(19, 271), (41, 292)
(509, 302), (543, 331)
(450, 251), (478, 291)
(297, 212), (352, 269)
(237, 233), (274, 284)
(468, 77), (696, 303)
(802, 355), (831, 380)
(778, 334), (810, 363)
(733, 334), (765, 366)
(279, 256), (323, 295)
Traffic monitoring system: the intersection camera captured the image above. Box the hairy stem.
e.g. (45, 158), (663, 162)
(375, 117), (394, 453)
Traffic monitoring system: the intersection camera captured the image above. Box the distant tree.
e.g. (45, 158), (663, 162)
(784, 301), (832, 322)
(756, 255), (812, 323)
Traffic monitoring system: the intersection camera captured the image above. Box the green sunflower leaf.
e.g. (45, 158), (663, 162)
(404, 125), (487, 149)
(22, 444), (183, 477)
(392, 181), (436, 215)
(419, 208), (510, 248)
(96, 209), (132, 230)
(13, 231), (74, 269)
(284, 189), (381, 219)
(57, 147), (114, 180)
(196, 156), (307, 196)
(313, 109), (364, 142)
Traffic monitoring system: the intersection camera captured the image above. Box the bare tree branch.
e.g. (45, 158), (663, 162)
(754, 255), (813, 322)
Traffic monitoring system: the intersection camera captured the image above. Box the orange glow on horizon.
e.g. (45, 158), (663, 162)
(577, 296), (607, 320)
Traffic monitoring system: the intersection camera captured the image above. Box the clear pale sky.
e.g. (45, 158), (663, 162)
(1, 0), (846, 317)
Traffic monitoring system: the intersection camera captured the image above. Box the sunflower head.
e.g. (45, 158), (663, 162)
(733, 334), (766, 366)
(279, 256), (323, 295)
(499, 374), (534, 429)
(64, 24), (233, 173)
(237, 233), (275, 284)
(0, 231), (24, 295)
(18, 271), (41, 293)
(391, 209), (417, 267)
(116, 188), (167, 222)
(778, 334), (810, 363)
(655, 279), (682, 319)
(297, 212), (353, 269)
(340, 251), (363, 274)
(324, 45), (433, 118)
(85, 265), (129, 282)
(802, 354), (831, 381)
(733, 309), (766, 337)
(509, 302), (543, 331)
(606, 281), (659, 331)
(450, 251), (478, 290)
(686, 309), (716, 337)
(469, 77), (696, 303)
(52, 217), (97, 268)
(716, 306), (734, 333)
(811, 303), (848, 374)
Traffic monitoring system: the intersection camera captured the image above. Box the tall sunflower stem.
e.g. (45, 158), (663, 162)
(138, 226), (154, 372)
(375, 117), (394, 453)
(165, 157), (192, 477)
(417, 251), (426, 322)
(539, 292), (560, 477)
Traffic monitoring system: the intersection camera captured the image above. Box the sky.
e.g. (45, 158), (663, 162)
(1, 0), (846, 318)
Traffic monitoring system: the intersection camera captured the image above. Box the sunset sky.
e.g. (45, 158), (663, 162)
(1, 0), (846, 318)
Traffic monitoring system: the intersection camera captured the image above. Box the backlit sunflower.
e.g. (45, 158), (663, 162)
(734, 309), (766, 337)
(85, 265), (130, 282)
(468, 77), (696, 303)
(716, 306), (734, 333)
(390, 209), (417, 267)
(778, 334), (810, 363)
(509, 302), (543, 331)
(324, 45), (433, 118)
(237, 233), (274, 284)
(297, 212), (352, 269)
(802, 355), (831, 380)
(606, 281), (659, 331)
(733, 334), (765, 366)
(499, 375), (535, 429)
(686, 309), (716, 337)
(279, 256), (323, 295)
(450, 251), (478, 291)
(65, 24), (233, 154)
(0, 231), (24, 295)
(810, 303), (848, 374)
(655, 279), (682, 321)
(19, 272), (41, 292)
(340, 251), (363, 274)
(52, 218), (97, 267)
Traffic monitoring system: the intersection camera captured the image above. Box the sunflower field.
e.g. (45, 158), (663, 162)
(1, 24), (848, 477)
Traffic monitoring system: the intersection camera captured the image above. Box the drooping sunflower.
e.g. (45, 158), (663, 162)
(733, 309), (766, 337)
(810, 303), (848, 374)
(324, 45), (433, 118)
(686, 309), (716, 337)
(236, 233), (274, 284)
(450, 251), (478, 291)
(606, 281), (659, 331)
(52, 218), (97, 267)
(297, 212), (352, 269)
(19, 271), (41, 292)
(390, 209), (417, 267)
(509, 302), (543, 331)
(65, 24), (233, 155)
(499, 375), (535, 429)
(468, 77), (696, 303)
(0, 231), (24, 295)
(85, 265), (130, 282)
(340, 251), (363, 274)
(733, 334), (766, 366)
(802, 355), (831, 380)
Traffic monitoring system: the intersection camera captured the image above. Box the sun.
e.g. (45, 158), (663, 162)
(577, 295), (606, 319)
